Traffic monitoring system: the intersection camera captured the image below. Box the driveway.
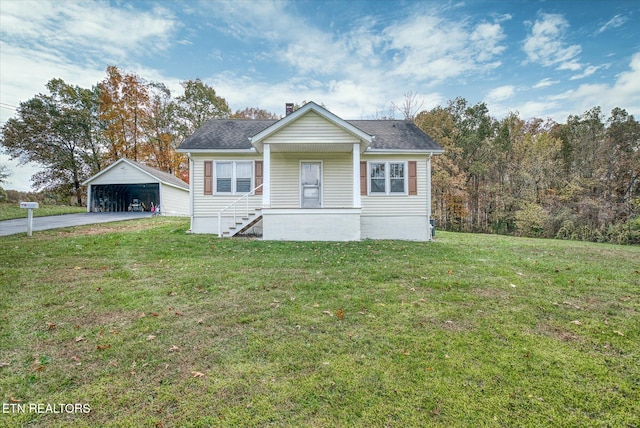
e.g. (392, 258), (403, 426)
(0, 212), (152, 236)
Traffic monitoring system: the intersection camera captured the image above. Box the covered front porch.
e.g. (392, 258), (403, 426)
(217, 142), (364, 240)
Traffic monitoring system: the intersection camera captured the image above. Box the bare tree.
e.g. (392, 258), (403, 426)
(392, 90), (424, 121)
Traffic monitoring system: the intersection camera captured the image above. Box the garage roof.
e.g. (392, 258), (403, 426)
(82, 158), (189, 190)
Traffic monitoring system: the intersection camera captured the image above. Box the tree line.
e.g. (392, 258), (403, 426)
(0, 66), (278, 205)
(416, 98), (640, 244)
(1, 68), (638, 244)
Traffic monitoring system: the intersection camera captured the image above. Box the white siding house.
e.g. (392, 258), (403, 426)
(178, 102), (443, 241)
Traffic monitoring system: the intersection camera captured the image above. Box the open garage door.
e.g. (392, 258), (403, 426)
(89, 183), (160, 212)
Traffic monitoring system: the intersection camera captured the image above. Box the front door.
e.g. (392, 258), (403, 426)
(301, 162), (321, 208)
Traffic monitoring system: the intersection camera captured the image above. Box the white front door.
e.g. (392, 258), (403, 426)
(301, 162), (321, 208)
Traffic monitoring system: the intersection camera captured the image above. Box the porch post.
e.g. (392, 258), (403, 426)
(426, 154), (433, 240)
(263, 143), (271, 208)
(352, 143), (361, 208)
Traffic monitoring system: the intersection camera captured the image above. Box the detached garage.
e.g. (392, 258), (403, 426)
(83, 158), (190, 216)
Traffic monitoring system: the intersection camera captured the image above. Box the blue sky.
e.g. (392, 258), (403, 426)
(1, 0), (639, 191)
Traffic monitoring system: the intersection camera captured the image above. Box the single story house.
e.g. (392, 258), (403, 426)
(83, 158), (190, 216)
(178, 102), (443, 241)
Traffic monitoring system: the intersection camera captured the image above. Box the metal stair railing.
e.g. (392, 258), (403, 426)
(217, 184), (263, 237)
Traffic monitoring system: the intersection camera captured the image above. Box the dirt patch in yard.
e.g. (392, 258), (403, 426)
(50, 220), (159, 237)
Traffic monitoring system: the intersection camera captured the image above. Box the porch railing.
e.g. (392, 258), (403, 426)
(217, 184), (263, 237)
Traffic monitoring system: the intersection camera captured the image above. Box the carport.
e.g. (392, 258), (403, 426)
(83, 158), (190, 216)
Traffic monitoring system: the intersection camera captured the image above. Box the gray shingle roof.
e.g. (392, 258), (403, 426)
(178, 118), (443, 152)
(180, 120), (276, 150)
(348, 120), (442, 151)
(126, 159), (190, 190)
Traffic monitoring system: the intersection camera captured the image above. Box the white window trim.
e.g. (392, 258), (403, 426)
(214, 160), (254, 195)
(368, 161), (408, 195)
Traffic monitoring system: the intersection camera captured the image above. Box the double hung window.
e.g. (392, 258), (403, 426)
(369, 161), (407, 195)
(215, 161), (253, 194)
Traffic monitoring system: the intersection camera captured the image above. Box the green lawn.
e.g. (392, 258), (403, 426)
(0, 203), (86, 221)
(1, 217), (638, 427)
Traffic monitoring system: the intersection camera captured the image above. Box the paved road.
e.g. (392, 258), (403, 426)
(0, 212), (152, 236)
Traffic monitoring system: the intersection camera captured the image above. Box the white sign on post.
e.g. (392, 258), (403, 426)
(19, 202), (39, 236)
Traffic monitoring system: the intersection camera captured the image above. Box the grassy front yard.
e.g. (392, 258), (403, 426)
(1, 217), (638, 427)
(0, 203), (86, 221)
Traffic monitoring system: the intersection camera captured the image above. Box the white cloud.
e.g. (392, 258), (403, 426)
(560, 52), (640, 115)
(195, 3), (498, 116)
(0, 42), (106, 121)
(471, 22), (507, 61)
(486, 85), (516, 102)
(532, 78), (559, 89)
(0, 1), (178, 63)
(383, 14), (506, 82)
(0, 0), (181, 120)
(569, 65), (601, 80)
(512, 52), (640, 122)
(596, 14), (629, 34)
(523, 13), (582, 71)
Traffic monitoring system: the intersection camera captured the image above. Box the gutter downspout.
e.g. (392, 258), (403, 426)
(189, 154), (194, 232)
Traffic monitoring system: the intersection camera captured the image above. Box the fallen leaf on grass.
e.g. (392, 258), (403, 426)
(31, 364), (45, 372)
(46, 322), (56, 330)
(167, 291), (177, 296)
(168, 345), (180, 352)
(10, 397), (21, 403)
(0, 362), (10, 368)
(613, 330), (624, 336)
(402, 350), (410, 355)
(322, 310), (333, 316)
(336, 309), (344, 319)
(191, 371), (205, 378)
(96, 344), (111, 351)
(75, 336), (85, 342)
(108, 360), (118, 367)
(619, 296), (632, 302)
(570, 320), (582, 325)
(146, 335), (156, 341)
